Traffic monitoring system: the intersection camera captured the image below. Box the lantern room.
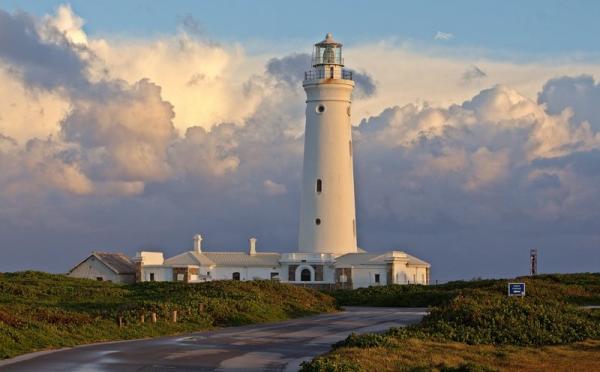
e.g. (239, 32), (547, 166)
(312, 33), (344, 66)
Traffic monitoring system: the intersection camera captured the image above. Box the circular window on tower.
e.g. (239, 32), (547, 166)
(315, 218), (321, 225)
(316, 104), (326, 114)
(347, 106), (351, 116)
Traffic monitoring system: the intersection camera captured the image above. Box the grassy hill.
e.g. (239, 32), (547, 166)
(302, 273), (600, 371)
(0, 271), (337, 359)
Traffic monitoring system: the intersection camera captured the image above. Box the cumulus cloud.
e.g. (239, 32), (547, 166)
(43, 4), (88, 45)
(0, 8), (90, 91)
(538, 75), (600, 131)
(1, 6), (600, 279)
(266, 53), (376, 98)
(61, 79), (177, 183)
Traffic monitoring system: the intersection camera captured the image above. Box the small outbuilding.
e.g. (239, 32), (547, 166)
(67, 252), (136, 284)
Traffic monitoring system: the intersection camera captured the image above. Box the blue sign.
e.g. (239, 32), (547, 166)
(508, 282), (526, 296)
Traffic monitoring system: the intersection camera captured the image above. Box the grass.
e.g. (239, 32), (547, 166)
(0, 271), (338, 359)
(302, 273), (600, 371)
(302, 339), (600, 372)
(330, 273), (600, 307)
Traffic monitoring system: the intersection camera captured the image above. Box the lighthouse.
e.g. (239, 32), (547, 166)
(298, 33), (358, 255)
(126, 33), (431, 289)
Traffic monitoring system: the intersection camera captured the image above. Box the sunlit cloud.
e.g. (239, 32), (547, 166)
(0, 5), (599, 278)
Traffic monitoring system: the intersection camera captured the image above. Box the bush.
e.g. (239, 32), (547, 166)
(332, 332), (392, 349)
(0, 272), (337, 359)
(329, 273), (600, 308)
(300, 356), (363, 372)
(420, 293), (600, 346)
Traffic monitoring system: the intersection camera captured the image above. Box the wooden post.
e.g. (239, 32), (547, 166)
(118, 316), (124, 328)
(198, 303), (205, 313)
(140, 314), (145, 324)
(172, 310), (177, 323)
(151, 312), (157, 323)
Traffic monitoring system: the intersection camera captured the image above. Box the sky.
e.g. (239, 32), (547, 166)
(0, 1), (599, 281)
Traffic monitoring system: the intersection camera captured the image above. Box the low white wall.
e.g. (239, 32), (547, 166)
(351, 267), (388, 288)
(211, 267), (279, 281)
(69, 256), (130, 283)
(393, 265), (429, 285)
(141, 266), (173, 282)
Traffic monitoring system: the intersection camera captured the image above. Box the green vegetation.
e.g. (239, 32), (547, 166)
(0, 271), (337, 359)
(302, 273), (600, 371)
(330, 273), (600, 307)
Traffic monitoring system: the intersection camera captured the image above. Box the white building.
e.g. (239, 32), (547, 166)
(134, 34), (431, 289)
(68, 252), (136, 284)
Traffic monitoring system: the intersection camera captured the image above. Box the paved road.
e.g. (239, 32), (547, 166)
(1, 307), (427, 372)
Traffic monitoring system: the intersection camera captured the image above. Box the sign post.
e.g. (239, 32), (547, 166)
(507, 282), (526, 297)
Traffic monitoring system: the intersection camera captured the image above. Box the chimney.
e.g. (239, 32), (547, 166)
(249, 237), (257, 255)
(193, 234), (203, 253)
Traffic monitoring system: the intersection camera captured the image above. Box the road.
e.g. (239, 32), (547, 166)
(0, 307), (427, 372)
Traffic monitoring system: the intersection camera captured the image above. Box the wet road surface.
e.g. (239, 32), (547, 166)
(0, 307), (427, 371)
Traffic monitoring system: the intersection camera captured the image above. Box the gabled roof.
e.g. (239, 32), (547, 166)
(203, 252), (280, 267)
(336, 253), (387, 265)
(69, 252), (136, 275)
(164, 251), (214, 266)
(336, 251), (430, 267)
(163, 251), (281, 268)
(405, 253), (430, 266)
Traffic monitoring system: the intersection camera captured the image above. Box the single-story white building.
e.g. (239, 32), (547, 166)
(134, 235), (430, 289)
(68, 252), (136, 284)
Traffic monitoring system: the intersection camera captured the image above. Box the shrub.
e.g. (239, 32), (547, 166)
(420, 294), (600, 346)
(300, 356), (363, 372)
(0, 272), (337, 359)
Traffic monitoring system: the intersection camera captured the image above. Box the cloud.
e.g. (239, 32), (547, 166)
(43, 4), (88, 45)
(61, 79), (177, 184)
(538, 75), (600, 131)
(266, 53), (376, 99)
(177, 14), (204, 37)
(0, 8), (90, 91)
(263, 179), (287, 195)
(1, 6), (600, 279)
(170, 124), (240, 177)
(434, 31), (454, 41)
(266, 53), (309, 86)
(462, 65), (487, 84)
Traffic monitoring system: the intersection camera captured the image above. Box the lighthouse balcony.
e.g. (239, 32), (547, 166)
(304, 69), (353, 82)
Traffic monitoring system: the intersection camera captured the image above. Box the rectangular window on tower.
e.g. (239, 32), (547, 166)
(316, 179), (322, 193)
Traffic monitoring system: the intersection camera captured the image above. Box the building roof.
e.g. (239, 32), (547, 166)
(405, 254), (430, 266)
(164, 251), (214, 267)
(163, 251), (281, 268)
(336, 251), (430, 267)
(69, 252), (136, 275)
(336, 253), (387, 265)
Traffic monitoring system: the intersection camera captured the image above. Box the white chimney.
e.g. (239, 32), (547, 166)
(193, 234), (203, 253)
(249, 237), (257, 255)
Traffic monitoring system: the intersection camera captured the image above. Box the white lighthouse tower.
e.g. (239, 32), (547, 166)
(128, 33), (431, 289)
(298, 33), (357, 255)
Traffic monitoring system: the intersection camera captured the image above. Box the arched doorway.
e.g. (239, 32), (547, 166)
(232, 272), (240, 281)
(300, 268), (311, 282)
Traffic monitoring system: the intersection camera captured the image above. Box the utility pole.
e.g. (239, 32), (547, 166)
(530, 248), (538, 275)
